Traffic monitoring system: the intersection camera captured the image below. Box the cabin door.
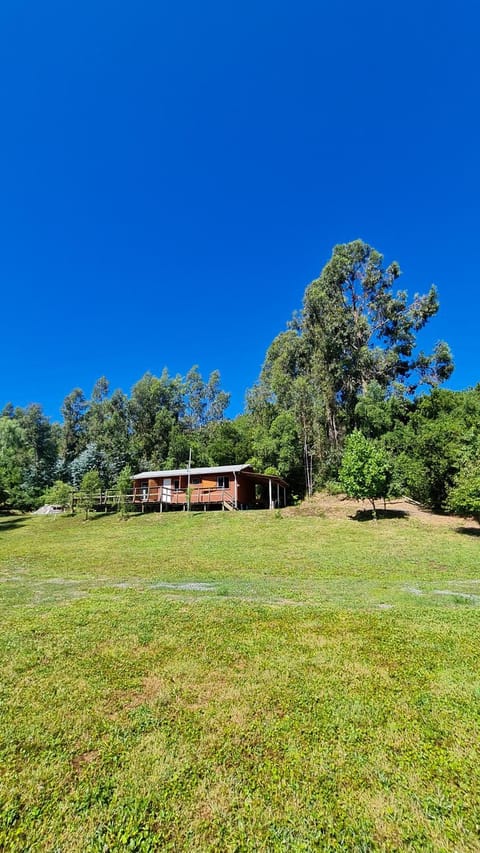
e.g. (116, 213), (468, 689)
(163, 478), (172, 503)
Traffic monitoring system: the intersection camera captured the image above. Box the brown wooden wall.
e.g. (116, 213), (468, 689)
(132, 471), (277, 507)
(133, 472), (241, 504)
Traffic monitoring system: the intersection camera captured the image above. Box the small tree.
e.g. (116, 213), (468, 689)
(446, 463), (480, 523)
(339, 430), (391, 518)
(42, 481), (72, 511)
(185, 485), (193, 512)
(78, 470), (101, 520)
(115, 465), (132, 519)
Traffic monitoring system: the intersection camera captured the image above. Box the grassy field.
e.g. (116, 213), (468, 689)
(1, 501), (480, 851)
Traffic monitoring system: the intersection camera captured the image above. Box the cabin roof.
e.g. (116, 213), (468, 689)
(132, 464), (252, 481)
(241, 470), (288, 487)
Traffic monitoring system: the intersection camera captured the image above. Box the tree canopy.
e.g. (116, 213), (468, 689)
(0, 241), (467, 515)
(249, 240), (453, 492)
(447, 463), (480, 522)
(339, 430), (393, 516)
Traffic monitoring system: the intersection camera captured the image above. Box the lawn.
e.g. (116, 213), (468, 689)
(1, 503), (479, 851)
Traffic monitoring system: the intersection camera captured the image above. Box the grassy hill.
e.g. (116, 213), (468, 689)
(1, 501), (479, 851)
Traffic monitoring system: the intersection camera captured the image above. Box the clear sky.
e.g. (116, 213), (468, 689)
(1, 0), (479, 421)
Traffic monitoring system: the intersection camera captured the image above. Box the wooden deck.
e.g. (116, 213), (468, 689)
(132, 484), (237, 508)
(73, 487), (238, 512)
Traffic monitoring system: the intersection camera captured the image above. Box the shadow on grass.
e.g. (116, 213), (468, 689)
(350, 509), (409, 522)
(456, 525), (480, 537)
(84, 511), (122, 522)
(0, 517), (26, 531)
(85, 509), (152, 522)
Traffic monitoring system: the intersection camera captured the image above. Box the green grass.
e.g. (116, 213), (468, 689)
(1, 507), (480, 851)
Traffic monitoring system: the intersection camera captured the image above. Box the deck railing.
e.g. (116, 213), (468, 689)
(72, 487), (236, 509)
(133, 485), (235, 507)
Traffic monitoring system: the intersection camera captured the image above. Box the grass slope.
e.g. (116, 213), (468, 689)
(1, 505), (479, 851)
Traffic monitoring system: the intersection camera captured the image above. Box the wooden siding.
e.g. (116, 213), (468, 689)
(133, 471), (257, 507)
(132, 468), (287, 509)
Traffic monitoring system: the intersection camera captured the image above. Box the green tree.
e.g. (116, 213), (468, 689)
(200, 418), (253, 467)
(81, 379), (134, 484)
(249, 240), (453, 495)
(115, 464), (133, 518)
(129, 370), (183, 469)
(165, 425), (191, 468)
(77, 470), (101, 519)
(1, 403), (14, 419)
(183, 367), (230, 430)
(101, 389), (132, 479)
(0, 417), (27, 508)
(61, 389), (87, 464)
(354, 381), (395, 438)
(70, 443), (109, 488)
(15, 403), (59, 498)
(43, 481), (72, 511)
(339, 430), (392, 517)
(302, 240), (453, 439)
(86, 377), (110, 445)
(384, 387), (480, 510)
(447, 463), (480, 522)
(247, 331), (320, 493)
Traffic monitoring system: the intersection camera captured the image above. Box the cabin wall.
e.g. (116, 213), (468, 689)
(133, 473), (238, 504)
(132, 471), (285, 508)
(236, 476), (256, 506)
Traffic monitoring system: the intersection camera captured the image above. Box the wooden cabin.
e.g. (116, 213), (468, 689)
(132, 464), (288, 510)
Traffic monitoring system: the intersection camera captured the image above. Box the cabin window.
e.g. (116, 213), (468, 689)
(141, 480), (148, 500)
(191, 476), (201, 484)
(173, 479), (180, 491)
(217, 476), (229, 489)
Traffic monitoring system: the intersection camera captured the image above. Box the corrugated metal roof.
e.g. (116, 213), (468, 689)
(133, 464), (252, 480)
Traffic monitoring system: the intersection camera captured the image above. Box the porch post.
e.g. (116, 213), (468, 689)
(269, 478), (273, 509)
(276, 482), (280, 507)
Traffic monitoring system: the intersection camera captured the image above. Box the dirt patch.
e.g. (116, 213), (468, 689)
(150, 581), (216, 592)
(283, 493), (472, 528)
(129, 674), (169, 706)
(72, 749), (99, 772)
(110, 674), (171, 714)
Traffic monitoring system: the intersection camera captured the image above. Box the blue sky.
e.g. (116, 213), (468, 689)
(1, 0), (479, 420)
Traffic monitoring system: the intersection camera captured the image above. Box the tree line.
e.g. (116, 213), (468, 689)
(0, 366), (238, 508)
(246, 241), (480, 518)
(1, 240), (479, 519)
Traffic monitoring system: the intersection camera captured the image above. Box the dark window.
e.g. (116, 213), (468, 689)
(173, 479), (180, 491)
(217, 476), (229, 489)
(191, 476), (201, 484)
